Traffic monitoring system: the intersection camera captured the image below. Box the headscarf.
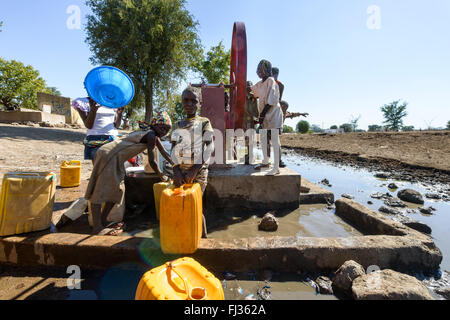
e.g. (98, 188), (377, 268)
(138, 110), (172, 131)
(257, 60), (273, 78)
(151, 110), (172, 127)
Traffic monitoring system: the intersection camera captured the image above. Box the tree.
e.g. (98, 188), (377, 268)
(330, 125), (338, 130)
(340, 123), (353, 133)
(447, 121), (450, 130)
(0, 58), (49, 109)
(368, 124), (382, 132)
(193, 41), (230, 84)
(350, 114), (361, 131)
(283, 125), (294, 133)
(310, 124), (322, 133)
(85, 0), (202, 122)
(296, 120), (310, 134)
(46, 87), (62, 96)
(0, 21), (3, 32)
(381, 100), (408, 132)
(402, 126), (415, 132)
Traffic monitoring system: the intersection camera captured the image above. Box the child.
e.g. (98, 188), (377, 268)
(170, 87), (214, 238)
(250, 60), (283, 175)
(85, 111), (173, 236)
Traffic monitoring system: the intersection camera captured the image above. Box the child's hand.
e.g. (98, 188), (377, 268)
(184, 169), (197, 184)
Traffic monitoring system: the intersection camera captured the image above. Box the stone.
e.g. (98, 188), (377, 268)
(375, 173), (388, 179)
(388, 183), (399, 190)
(370, 192), (384, 199)
(332, 260), (365, 293)
(435, 287), (450, 300)
(258, 212), (279, 232)
(320, 179), (332, 187)
(315, 276), (333, 295)
(425, 193), (441, 200)
(419, 207), (434, 215)
(352, 269), (434, 300)
(397, 189), (424, 205)
(379, 206), (401, 215)
(393, 215), (432, 235)
(383, 198), (407, 208)
(367, 201), (373, 205)
(341, 194), (354, 200)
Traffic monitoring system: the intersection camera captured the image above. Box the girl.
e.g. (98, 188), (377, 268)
(85, 111), (173, 236)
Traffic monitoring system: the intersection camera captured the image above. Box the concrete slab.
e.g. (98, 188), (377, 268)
(0, 110), (66, 125)
(300, 178), (334, 205)
(0, 198), (442, 274)
(205, 165), (301, 211)
(124, 165), (302, 212)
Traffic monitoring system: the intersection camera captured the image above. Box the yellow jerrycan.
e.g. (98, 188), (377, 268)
(159, 184), (202, 254)
(60, 160), (81, 188)
(0, 172), (56, 236)
(135, 257), (224, 300)
(153, 181), (171, 220)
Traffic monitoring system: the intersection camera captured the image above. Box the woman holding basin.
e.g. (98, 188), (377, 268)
(72, 96), (124, 163)
(79, 66), (174, 235)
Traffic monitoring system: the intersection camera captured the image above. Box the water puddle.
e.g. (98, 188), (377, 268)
(283, 150), (450, 270)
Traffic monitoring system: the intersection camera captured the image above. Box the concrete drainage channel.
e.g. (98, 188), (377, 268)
(0, 195), (443, 299)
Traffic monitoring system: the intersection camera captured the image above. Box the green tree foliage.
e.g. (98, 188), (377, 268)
(193, 41), (231, 84)
(46, 87), (62, 96)
(296, 120), (310, 134)
(310, 124), (322, 133)
(283, 125), (294, 133)
(350, 115), (361, 131)
(381, 100), (408, 132)
(368, 124), (382, 132)
(330, 125), (338, 130)
(340, 123), (353, 133)
(0, 58), (49, 109)
(0, 21), (3, 32)
(85, 0), (202, 121)
(447, 121), (450, 130)
(402, 125), (415, 132)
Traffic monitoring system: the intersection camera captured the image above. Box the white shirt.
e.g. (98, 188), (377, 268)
(251, 77), (283, 129)
(87, 106), (118, 136)
(72, 98), (119, 136)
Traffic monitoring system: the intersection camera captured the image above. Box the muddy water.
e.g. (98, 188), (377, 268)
(282, 150), (450, 271)
(208, 205), (362, 240)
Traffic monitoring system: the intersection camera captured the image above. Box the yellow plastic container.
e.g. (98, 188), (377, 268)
(0, 172), (56, 236)
(135, 257), (224, 300)
(153, 181), (171, 220)
(160, 184), (202, 254)
(60, 160), (81, 188)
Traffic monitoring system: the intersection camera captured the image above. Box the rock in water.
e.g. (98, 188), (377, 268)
(425, 193), (441, 200)
(315, 276), (333, 295)
(397, 189), (424, 205)
(258, 212), (279, 232)
(375, 173), (389, 179)
(383, 198), (407, 208)
(388, 183), (399, 190)
(332, 260), (365, 294)
(393, 215), (432, 234)
(419, 207), (434, 215)
(341, 194), (354, 200)
(352, 269), (434, 300)
(379, 206), (401, 215)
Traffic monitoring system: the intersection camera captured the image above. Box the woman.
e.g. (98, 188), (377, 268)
(72, 97), (124, 162)
(169, 87), (214, 238)
(250, 60), (283, 175)
(85, 111), (173, 236)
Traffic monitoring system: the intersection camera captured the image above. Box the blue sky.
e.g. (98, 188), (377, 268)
(1, 0), (449, 130)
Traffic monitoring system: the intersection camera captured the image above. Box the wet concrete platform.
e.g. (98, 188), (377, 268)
(124, 165), (302, 212)
(0, 199), (442, 275)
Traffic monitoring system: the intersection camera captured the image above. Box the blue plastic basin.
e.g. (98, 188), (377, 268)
(84, 66), (134, 109)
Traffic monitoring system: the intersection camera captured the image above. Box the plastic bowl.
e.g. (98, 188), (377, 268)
(84, 66), (134, 109)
